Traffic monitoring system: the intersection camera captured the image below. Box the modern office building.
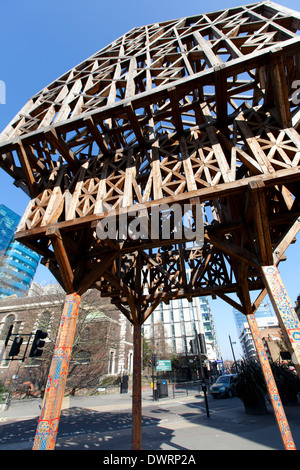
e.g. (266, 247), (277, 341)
(142, 296), (221, 363)
(0, 205), (20, 254)
(233, 302), (279, 360)
(0, 204), (40, 299)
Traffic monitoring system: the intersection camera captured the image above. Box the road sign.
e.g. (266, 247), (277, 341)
(156, 360), (172, 371)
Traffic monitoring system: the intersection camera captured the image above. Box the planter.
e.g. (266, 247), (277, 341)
(240, 396), (268, 415)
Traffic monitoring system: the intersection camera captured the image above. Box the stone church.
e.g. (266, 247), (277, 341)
(0, 284), (134, 396)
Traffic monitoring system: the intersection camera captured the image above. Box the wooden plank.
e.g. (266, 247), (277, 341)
(151, 143), (163, 200)
(273, 218), (300, 265)
(270, 53), (292, 128)
(65, 161), (89, 220)
(41, 168), (65, 226)
(180, 136), (197, 191)
(16, 141), (38, 197)
(125, 57), (137, 99)
(193, 31), (223, 67)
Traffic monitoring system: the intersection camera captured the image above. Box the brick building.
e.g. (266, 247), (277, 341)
(0, 286), (133, 395)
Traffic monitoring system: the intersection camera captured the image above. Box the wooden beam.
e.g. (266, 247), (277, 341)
(46, 227), (74, 294)
(84, 116), (110, 156)
(204, 232), (259, 267)
(273, 217), (300, 265)
(77, 251), (120, 295)
(270, 52), (292, 128)
(236, 113), (274, 174)
(169, 87), (184, 134)
(214, 65), (228, 135)
(249, 180), (273, 266)
(125, 103), (145, 147)
(16, 141), (38, 197)
(45, 128), (78, 171)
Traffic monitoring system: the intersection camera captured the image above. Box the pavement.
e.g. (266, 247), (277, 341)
(1, 390), (300, 452)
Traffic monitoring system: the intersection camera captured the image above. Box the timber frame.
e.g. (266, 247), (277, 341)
(1, 1), (300, 450)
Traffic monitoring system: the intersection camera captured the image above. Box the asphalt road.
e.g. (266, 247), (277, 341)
(1, 391), (300, 451)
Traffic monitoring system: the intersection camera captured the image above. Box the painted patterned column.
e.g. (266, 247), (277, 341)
(131, 323), (142, 450)
(32, 293), (81, 450)
(247, 313), (296, 450)
(261, 265), (300, 377)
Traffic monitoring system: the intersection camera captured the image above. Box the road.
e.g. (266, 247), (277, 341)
(1, 390), (300, 451)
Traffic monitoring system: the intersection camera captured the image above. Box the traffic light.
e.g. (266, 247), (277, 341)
(29, 330), (47, 358)
(198, 333), (207, 354)
(8, 336), (23, 357)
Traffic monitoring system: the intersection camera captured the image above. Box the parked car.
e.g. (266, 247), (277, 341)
(210, 374), (237, 398)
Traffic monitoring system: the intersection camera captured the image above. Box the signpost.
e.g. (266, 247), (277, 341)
(156, 360), (172, 372)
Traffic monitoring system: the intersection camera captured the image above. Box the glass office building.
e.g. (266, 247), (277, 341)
(233, 303), (278, 360)
(0, 204), (40, 298)
(143, 296), (221, 363)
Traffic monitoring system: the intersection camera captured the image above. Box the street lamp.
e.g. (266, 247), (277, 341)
(229, 335), (239, 372)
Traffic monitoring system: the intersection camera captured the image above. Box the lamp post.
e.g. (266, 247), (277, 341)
(229, 335), (239, 372)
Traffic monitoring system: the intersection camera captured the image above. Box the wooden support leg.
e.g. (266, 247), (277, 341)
(247, 313), (296, 450)
(132, 323), (142, 450)
(32, 293), (81, 450)
(261, 265), (300, 378)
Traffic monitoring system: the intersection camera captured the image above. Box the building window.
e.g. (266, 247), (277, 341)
(108, 350), (115, 374)
(0, 314), (15, 367)
(74, 350), (91, 365)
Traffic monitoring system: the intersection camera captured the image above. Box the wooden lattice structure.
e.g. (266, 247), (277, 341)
(1, 1), (300, 450)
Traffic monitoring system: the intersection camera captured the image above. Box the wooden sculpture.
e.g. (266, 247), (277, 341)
(1, 1), (300, 450)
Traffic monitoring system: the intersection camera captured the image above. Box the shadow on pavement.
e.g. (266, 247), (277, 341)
(0, 407), (185, 451)
(180, 397), (300, 450)
(1, 398), (300, 450)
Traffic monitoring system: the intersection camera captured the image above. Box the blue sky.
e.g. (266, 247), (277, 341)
(0, 0), (299, 360)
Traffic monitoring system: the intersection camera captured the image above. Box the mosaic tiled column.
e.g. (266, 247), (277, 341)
(261, 265), (300, 377)
(247, 313), (296, 450)
(131, 323), (142, 450)
(32, 293), (81, 450)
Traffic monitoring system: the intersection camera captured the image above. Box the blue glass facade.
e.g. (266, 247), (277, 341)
(0, 204), (40, 298)
(0, 205), (20, 254)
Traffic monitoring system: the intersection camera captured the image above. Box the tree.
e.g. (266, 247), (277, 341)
(152, 320), (172, 360)
(22, 288), (125, 396)
(142, 336), (152, 369)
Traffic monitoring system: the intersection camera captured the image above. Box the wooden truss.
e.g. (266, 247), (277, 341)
(1, 1), (300, 450)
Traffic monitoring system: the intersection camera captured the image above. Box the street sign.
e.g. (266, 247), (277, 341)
(156, 360), (172, 371)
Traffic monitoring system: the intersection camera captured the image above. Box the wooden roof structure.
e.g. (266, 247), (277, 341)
(0, 1), (300, 325)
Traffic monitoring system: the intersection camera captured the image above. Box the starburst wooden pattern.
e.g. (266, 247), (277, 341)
(1, 1), (300, 325)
